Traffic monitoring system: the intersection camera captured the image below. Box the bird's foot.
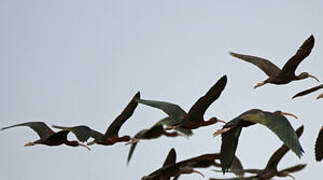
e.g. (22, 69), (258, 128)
(125, 138), (140, 145)
(253, 82), (265, 89)
(24, 142), (35, 147)
(213, 127), (232, 137)
(79, 143), (91, 151)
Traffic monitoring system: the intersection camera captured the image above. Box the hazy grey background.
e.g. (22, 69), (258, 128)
(0, 1), (322, 179)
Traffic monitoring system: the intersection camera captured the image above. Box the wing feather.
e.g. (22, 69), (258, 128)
(105, 92), (140, 137)
(2, 121), (54, 138)
(230, 52), (281, 77)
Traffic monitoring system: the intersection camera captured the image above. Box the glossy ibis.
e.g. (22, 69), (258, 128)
(292, 84), (323, 99)
(126, 124), (180, 164)
(315, 127), (323, 161)
(1, 121), (90, 150)
(53, 92), (140, 146)
(230, 35), (319, 89)
(137, 75), (227, 132)
(211, 126), (305, 180)
(142, 148), (207, 180)
(174, 153), (244, 180)
(213, 109), (303, 173)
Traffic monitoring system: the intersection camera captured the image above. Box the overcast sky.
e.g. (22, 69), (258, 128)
(0, 1), (322, 179)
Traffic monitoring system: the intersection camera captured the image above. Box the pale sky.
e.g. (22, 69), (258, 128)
(0, 1), (322, 179)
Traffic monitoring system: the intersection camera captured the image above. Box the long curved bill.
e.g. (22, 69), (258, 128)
(316, 93), (323, 99)
(213, 127), (232, 137)
(217, 119), (226, 124)
(281, 112), (298, 119)
(308, 74), (320, 82)
(79, 143), (91, 151)
(24, 142), (35, 147)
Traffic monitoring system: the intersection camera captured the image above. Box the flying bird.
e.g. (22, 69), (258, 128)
(174, 153), (244, 180)
(141, 148), (204, 180)
(211, 126), (305, 180)
(315, 127), (323, 161)
(230, 35), (319, 89)
(53, 92), (140, 146)
(292, 84), (323, 99)
(1, 121), (90, 150)
(213, 109), (303, 173)
(126, 124), (181, 164)
(137, 75), (227, 132)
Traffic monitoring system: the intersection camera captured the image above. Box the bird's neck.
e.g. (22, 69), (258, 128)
(65, 140), (79, 147)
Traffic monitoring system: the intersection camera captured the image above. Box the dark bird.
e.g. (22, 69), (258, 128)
(213, 109), (303, 174)
(292, 84), (323, 99)
(210, 164), (306, 180)
(144, 151), (244, 180)
(230, 35), (319, 89)
(211, 126), (305, 180)
(174, 153), (244, 180)
(137, 75), (227, 133)
(1, 121), (90, 150)
(315, 127), (323, 161)
(126, 124), (180, 164)
(142, 149), (217, 180)
(53, 92), (140, 146)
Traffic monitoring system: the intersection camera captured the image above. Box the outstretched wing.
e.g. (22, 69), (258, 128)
(257, 111), (304, 158)
(105, 92), (140, 138)
(230, 52), (281, 77)
(265, 125), (304, 170)
(138, 99), (187, 119)
(52, 125), (104, 142)
(187, 75), (227, 122)
(280, 35), (315, 76)
(220, 126), (242, 173)
(162, 148), (177, 167)
(292, 84), (323, 99)
(315, 127), (323, 161)
(2, 121), (54, 138)
(127, 129), (148, 164)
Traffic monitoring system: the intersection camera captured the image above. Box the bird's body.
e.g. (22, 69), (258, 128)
(137, 75), (227, 132)
(1, 122), (90, 150)
(52, 92), (140, 146)
(211, 126), (305, 180)
(292, 84), (323, 99)
(315, 127), (323, 161)
(214, 109), (303, 173)
(230, 35), (318, 89)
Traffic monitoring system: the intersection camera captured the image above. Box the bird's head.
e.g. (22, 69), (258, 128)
(298, 72), (320, 82)
(208, 117), (226, 125)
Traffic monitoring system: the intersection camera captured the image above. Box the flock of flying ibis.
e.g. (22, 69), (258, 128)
(2, 34), (322, 179)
